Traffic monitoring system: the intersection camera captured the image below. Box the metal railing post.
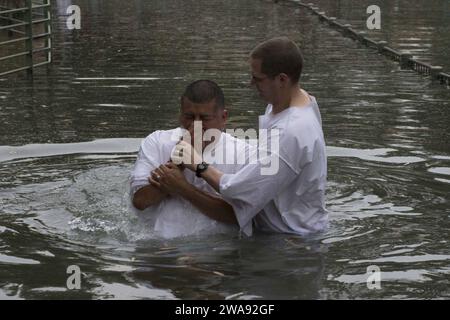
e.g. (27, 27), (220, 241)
(25, 0), (34, 77)
(45, 0), (52, 63)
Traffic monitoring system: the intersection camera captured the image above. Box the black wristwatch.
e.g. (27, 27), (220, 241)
(196, 162), (209, 178)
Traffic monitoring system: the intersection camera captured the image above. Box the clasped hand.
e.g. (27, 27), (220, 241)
(149, 161), (189, 195)
(170, 140), (203, 171)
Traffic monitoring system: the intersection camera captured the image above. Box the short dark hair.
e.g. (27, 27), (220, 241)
(181, 80), (225, 110)
(250, 36), (304, 83)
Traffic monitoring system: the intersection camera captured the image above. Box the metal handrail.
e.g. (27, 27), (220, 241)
(0, 65), (32, 76)
(0, 2), (50, 15)
(0, 0), (52, 77)
(31, 3), (50, 9)
(0, 31), (51, 48)
(0, 21), (28, 30)
(0, 58), (50, 76)
(9, 28), (25, 35)
(0, 36), (28, 46)
(0, 7), (29, 15)
(0, 15), (24, 23)
(32, 31), (50, 39)
(32, 59), (50, 68)
(32, 17), (50, 24)
(32, 45), (50, 53)
(0, 51), (29, 61)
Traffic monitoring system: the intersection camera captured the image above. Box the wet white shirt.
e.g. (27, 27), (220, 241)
(219, 95), (328, 236)
(130, 128), (249, 238)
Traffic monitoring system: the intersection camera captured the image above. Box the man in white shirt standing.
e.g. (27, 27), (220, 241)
(153, 37), (328, 237)
(131, 80), (249, 237)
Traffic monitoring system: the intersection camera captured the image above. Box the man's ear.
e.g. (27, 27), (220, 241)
(222, 109), (228, 122)
(278, 73), (289, 85)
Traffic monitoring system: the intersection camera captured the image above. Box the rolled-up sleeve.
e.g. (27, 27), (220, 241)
(130, 133), (161, 195)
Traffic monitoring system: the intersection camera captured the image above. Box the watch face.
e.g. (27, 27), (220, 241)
(196, 163), (208, 177)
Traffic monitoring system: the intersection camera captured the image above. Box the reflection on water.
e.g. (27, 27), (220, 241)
(1, 0), (450, 299)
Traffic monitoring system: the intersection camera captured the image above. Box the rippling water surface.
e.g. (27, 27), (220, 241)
(0, 0), (449, 299)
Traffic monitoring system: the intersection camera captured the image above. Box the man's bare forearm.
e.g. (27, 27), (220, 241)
(178, 183), (238, 225)
(132, 185), (168, 211)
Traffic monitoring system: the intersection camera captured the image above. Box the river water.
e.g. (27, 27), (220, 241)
(0, 0), (449, 299)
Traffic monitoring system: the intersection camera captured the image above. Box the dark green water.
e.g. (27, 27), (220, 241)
(0, 0), (449, 299)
